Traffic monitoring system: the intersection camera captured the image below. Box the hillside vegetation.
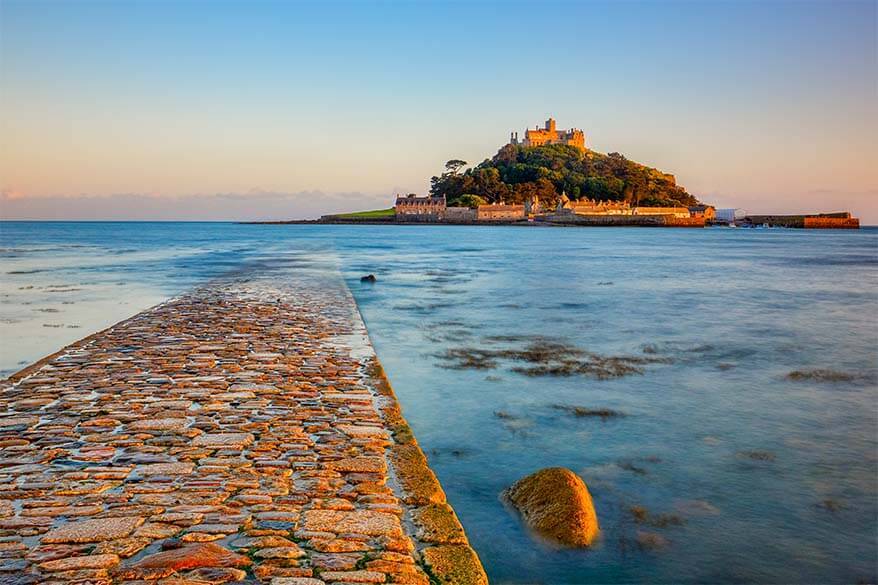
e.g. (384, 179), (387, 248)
(430, 144), (699, 208)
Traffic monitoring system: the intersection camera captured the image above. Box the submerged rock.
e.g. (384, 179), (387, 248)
(786, 368), (857, 383)
(737, 450), (776, 462)
(360, 274), (377, 283)
(503, 467), (599, 547)
(552, 404), (626, 419)
(629, 505), (685, 527)
(635, 530), (669, 551)
(436, 337), (668, 379)
(816, 499), (846, 513)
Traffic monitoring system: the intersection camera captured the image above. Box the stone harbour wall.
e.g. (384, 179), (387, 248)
(0, 274), (486, 585)
(539, 214), (705, 227)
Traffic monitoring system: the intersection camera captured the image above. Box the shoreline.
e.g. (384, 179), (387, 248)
(242, 218), (706, 228)
(0, 275), (486, 584)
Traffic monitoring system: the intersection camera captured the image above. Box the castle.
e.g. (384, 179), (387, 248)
(510, 118), (585, 151)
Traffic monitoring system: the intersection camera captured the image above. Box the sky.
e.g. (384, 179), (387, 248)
(1, 0), (876, 222)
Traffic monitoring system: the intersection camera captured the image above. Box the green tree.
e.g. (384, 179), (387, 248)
(457, 194), (486, 208)
(431, 142), (699, 210)
(444, 159), (468, 174)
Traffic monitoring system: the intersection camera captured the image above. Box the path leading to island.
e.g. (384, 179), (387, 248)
(0, 270), (485, 584)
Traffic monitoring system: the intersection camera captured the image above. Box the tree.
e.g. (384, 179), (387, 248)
(457, 194), (486, 209)
(444, 159), (468, 175)
(431, 142), (699, 210)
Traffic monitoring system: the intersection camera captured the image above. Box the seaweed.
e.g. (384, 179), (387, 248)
(435, 336), (669, 379)
(737, 450), (776, 462)
(630, 506), (685, 528)
(786, 369), (857, 383)
(437, 348), (498, 370)
(617, 461), (648, 475)
(551, 404), (626, 419)
(816, 499), (845, 513)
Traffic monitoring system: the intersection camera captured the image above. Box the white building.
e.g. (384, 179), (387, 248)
(714, 208), (746, 224)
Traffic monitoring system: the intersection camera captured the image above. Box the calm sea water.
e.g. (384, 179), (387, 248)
(1, 221), (876, 584)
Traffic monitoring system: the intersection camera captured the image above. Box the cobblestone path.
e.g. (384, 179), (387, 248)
(0, 275), (486, 585)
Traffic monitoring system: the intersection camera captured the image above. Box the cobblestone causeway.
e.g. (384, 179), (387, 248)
(0, 274), (486, 585)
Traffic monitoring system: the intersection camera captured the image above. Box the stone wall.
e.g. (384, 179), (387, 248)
(746, 213), (860, 229)
(477, 205), (525, 221)
(539, 213), (705, 227)
(803, 217), (860, 229)
(445, 207), (477, 223)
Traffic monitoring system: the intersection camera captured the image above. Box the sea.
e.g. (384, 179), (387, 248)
(1, 221), (876, 584)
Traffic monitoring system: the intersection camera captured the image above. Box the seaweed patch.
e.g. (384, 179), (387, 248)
(435, 336), (670, 379)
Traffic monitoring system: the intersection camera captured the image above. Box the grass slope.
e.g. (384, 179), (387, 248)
(334, 208), (396, 219)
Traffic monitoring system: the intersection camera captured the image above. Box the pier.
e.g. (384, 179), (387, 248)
(0, 273), (485, 584)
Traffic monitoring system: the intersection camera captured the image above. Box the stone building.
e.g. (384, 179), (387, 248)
(688, 205), (716, 221)
(633, 206), (691, 219)
(445, 207), (477, 223)
(570, 198), (632, 215)
(477, 203), (526, 221)
(394, 194), (446, 216)
(510, 118), (586, 151)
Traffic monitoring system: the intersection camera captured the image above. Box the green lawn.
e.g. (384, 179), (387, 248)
(334, 208), (396, 219)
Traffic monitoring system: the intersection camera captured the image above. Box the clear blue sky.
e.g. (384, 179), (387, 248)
(1, 0), (876, 221)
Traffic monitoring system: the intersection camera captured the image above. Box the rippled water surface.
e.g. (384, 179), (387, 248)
(1, 221), (876, 584)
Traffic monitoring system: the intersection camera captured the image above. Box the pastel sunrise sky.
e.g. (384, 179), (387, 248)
(1, 0), (876, 222)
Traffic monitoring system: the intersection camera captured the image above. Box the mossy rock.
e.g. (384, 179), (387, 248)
(391, 443), (446, 506)
(421, 545), (488, 585)
(503, 467), (599, 547)
(411, 503), (467, 545)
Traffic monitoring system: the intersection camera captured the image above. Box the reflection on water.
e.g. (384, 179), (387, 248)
(1, 221), (876, 584)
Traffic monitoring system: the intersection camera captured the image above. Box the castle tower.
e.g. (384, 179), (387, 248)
(545, 118), (556, 133)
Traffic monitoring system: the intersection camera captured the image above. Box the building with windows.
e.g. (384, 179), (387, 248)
(394, 194), (446, 216)
(688, 205), (716, 221)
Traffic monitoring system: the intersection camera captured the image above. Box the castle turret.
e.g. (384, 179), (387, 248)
(545, 118), (556, 133)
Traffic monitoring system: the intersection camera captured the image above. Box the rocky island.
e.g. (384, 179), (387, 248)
(308, 118), (858, 229)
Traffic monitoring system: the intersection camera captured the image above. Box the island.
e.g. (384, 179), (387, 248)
(271, 118), (859, 229)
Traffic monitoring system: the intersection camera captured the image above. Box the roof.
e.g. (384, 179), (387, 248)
(395, 195), (445, 205)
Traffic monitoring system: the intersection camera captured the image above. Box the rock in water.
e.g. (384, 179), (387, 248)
(361, 274), (377, 283)
(503, 467), (599, 547)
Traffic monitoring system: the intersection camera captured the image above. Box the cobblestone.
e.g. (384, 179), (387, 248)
(0, 276), (486, 583)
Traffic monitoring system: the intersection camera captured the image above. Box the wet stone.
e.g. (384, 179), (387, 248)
(132, 462), (195, 476)
(254, 546), (306, 559)
(39, 553), (120, 572)
(191, 433), (255, 448)
(127, 418), (189, 432)
(42, 516), (144, 543)
(130, 541), (251, 571)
